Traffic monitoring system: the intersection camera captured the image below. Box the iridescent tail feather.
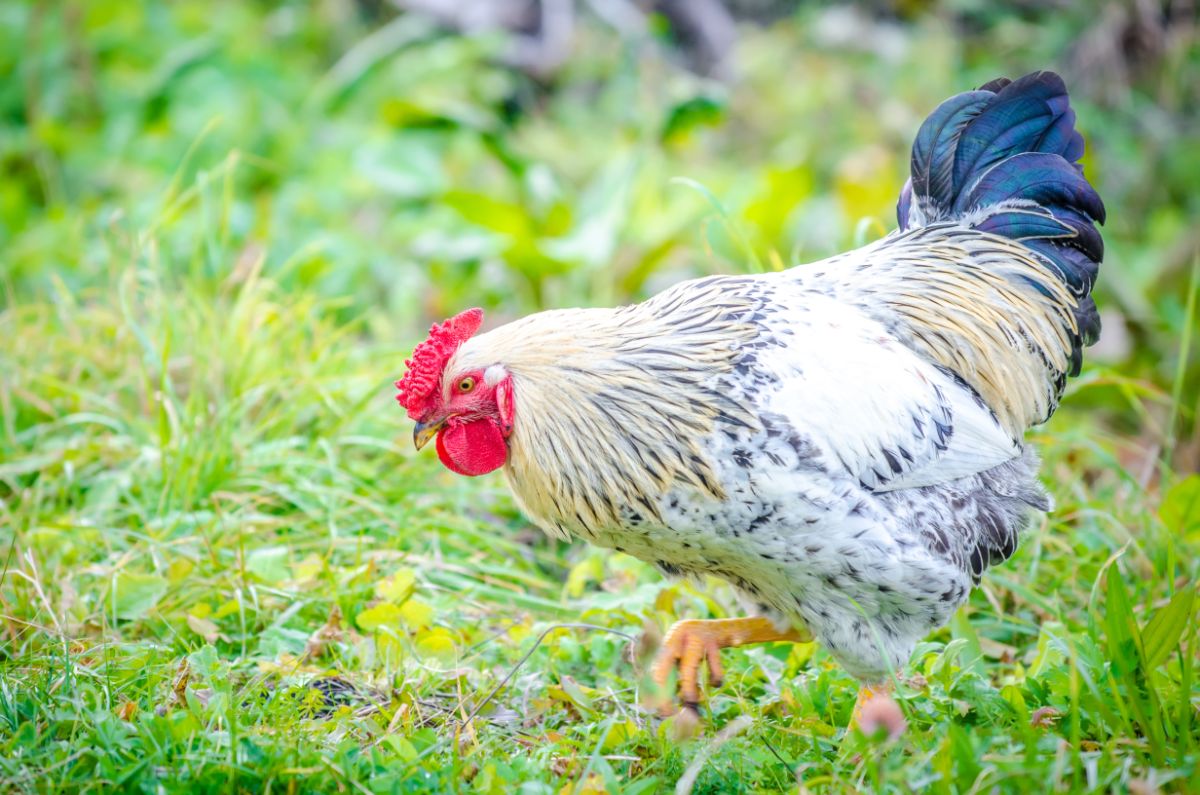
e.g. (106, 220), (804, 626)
(896, 71), (1105, 376)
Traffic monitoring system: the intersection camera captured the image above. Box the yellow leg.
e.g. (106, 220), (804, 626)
(850, 680), (905, 737)
(851, 681), (892, 725)
(651, 617), (811, 710)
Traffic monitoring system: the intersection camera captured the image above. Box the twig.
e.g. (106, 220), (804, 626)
(459, 622), (635, 729)
(12, 550), (64, 637)
(676, 715), (754, 795)
(759, 733), (793, 769)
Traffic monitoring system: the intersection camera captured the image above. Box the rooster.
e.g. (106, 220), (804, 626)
(396, 72), (1103, 721)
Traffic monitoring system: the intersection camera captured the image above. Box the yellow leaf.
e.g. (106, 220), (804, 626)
(506, 620), (532, 643)
(569, 775), (607, 795)
(356, 603), (404, 632)
(291, 554), (325, 583)
(1000, 684), (1026, 714)
(558, 675), (597, 710)
(377, 633), (405, 666)
(416, 628), (457, 662)
(565, 555), (602, 599)
(835, 144), (899, 219)
(601, 719), (637, 752)
(376, 569), (417, 603)
(474, 762), (506, 795)
(399, 599), (435, 630)
(654, 586), (677, 615)
(167, 559), (194, 583)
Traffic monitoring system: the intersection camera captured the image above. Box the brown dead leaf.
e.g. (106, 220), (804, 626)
(1030, 705), (1060, 729)
(305, 604), (344, 658)
(171, 659), (190, 703)
(635, 618), (662, 661)
(1128, 778), (1162, 795)
(116, 701), (138, 721)
(156, 658), (192, 715)
(186, 613), (221, 643)
(668, 706), (702, 741)
(559, 774), (607, 795)
(224, 242), (265, 288)
(160, 658), (193, 715)
(979, 636), (1017, 662)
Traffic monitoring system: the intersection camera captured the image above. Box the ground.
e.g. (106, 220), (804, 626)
(1, 2), (1198, 793)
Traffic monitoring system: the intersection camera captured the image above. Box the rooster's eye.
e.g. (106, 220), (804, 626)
(457, 377), (476, 393)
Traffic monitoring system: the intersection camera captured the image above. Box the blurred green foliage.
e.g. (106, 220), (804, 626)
(5, 3), (1197, 427)
(4, 1), (1195, 461)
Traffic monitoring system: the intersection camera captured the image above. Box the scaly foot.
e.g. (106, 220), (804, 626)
(850, 680), (905, 738)
(651, 617), (811, 712)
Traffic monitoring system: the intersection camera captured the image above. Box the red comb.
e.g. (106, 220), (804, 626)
(395, 308), (484, 418)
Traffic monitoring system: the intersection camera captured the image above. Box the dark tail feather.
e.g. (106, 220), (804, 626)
(897, 71), (1105, 372)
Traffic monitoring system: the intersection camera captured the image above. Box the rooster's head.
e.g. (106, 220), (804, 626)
(394, 287), (760, 535)
(395, 308), (514, 476)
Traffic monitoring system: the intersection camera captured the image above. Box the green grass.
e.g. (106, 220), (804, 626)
(2, 2), (1199, 793)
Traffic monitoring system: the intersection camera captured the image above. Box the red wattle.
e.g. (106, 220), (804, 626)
(435, 420), (508, 476)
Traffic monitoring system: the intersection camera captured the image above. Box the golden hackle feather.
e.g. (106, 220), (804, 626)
(813, 224), (1081, 439)
(444, 279), (762, 538)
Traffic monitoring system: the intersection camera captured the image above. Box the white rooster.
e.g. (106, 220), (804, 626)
(395, 71), (1104, 721)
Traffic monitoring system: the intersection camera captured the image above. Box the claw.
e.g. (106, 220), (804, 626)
(650, 616), (811, 714)
(705, 641), (724, 687)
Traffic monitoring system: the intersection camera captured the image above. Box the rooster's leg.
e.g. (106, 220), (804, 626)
(849, 680), (907, 737)
(651, 617), (811, 711)
(851, 681), (893, 724)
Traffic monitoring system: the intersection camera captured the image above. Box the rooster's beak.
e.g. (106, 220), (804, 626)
(413, 418), (445, 451)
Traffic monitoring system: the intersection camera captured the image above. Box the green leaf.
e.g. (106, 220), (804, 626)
(382, 735), (418, 763)
(354, 134), (446, 200)
(1105, 566), (1144, 677)
(1028, 622), (1067, 679)
(1141, 586), (1196, 670)
(1161, 475), (1200, 538)
(932, 637), (971, 681)
(188, 644), (221, 680)
(542, 153), (636, 269)
(443, 191), (530, 238)
(661, 95), (726, 143)
(670, 176), (764, 272)
(110, 572), (168, 620)
(999, 684), (1027, 716)
(245, 547), (289, 584)
(949, 607), (985, 676)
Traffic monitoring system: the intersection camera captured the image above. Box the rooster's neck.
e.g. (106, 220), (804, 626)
(451, 277), (770, 539)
